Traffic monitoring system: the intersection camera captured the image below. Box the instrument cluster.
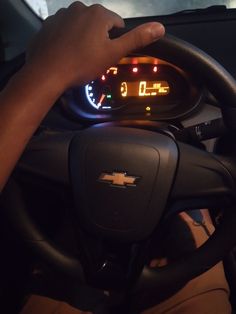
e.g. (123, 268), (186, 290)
(62, 56), (202, 121)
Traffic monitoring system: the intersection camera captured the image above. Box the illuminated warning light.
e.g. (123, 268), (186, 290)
(153, 66), (158, 73)
(132, 67), (138, 73)
(107, 95), (112, 99)
(146, 106), (151, 112)
(106, 67), (118, 75)
(101, 75), (106, 81)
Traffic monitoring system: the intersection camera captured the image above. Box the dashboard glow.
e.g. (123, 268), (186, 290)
(69, 56), (200, 119)
(121, 81), (170, 97)
(84, 56), (189, 112)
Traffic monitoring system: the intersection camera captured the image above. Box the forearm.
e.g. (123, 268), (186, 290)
(0, 2), (164, 192)
(0, 64), (63, 191)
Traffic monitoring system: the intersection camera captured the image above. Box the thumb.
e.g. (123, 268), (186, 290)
(113, 22), (165, 56)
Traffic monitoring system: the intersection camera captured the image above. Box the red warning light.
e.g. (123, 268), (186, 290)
(132, 67), (138, 73)
(132, 58), (138, 65)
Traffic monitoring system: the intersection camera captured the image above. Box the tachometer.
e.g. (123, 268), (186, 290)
(85, 65), (127, 111)
(85, 80), (123, 110)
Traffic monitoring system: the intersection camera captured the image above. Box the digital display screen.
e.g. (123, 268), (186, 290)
(120, 81), (170, 97)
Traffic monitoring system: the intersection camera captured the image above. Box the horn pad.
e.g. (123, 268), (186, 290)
(69, 127), (178, 242)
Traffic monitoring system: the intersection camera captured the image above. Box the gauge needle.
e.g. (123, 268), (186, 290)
(98, 94), (106, 106)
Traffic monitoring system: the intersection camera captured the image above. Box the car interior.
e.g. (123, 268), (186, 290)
(0, 1), (236, 313)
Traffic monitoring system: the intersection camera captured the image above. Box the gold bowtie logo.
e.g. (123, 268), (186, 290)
(99, 172), (139, 187)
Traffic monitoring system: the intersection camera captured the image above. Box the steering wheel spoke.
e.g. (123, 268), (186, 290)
(17, 129), (74, 185)
(167, 142), (236, 216)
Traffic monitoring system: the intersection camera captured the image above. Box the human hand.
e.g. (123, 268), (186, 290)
(27, 1), (165, 91)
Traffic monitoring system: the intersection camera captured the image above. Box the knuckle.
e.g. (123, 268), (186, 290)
(56, 8), (66, 15)
(43, 15), (53, 25)
(89, 4), (105, 14)
(69, 1), (84, 11)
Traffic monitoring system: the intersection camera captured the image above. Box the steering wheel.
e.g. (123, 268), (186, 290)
(2, 34), (236, 313)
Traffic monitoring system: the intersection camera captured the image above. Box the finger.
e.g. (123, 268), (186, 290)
(43, 8), (66, 25)
(113, 22), (165, 56)
(88, 4), (125, 30)
(68, 1), (87, 12)
(104, 8), (125, 30)
(55, 8), (66, 16)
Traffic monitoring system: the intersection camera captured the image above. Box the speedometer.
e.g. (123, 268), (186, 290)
(85, 56), (180, 112)
(86, 79), (171, 110)
(65, 55), (202, 121)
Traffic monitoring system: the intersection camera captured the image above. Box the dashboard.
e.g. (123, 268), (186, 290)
(62, 55), (203, 122)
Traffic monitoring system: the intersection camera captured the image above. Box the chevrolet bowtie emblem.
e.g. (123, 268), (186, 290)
(99, 172), (139, 187)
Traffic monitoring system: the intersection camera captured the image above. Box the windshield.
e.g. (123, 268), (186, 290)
(25, 0), (236, 19)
